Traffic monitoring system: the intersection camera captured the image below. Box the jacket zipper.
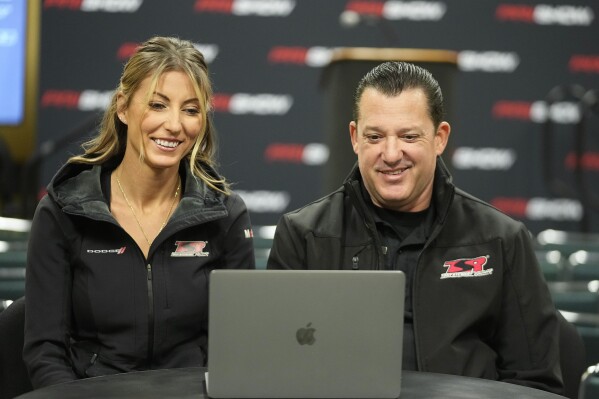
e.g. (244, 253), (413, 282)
(146, 263), (154, 367)
(345, 180), (383, 270)
(411, 220), (446, 372)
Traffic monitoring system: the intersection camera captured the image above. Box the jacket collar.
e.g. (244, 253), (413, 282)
(47, 158), (227, 222)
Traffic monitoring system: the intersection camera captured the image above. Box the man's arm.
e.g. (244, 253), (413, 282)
(494, 225), (563, 394)
(267, 214), (307, 270)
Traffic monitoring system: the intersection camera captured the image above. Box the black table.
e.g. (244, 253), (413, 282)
(15, 367), (567, 399)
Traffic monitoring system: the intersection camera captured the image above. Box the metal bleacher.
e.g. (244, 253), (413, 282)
(536, 229), (599, 385)
(0, 217), (30, 313)
(253, 225), (275, 270)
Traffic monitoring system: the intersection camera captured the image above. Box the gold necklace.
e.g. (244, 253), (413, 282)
(115, 172), (181, 246)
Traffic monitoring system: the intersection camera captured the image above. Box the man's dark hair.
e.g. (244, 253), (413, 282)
(352, 61), (445, 128)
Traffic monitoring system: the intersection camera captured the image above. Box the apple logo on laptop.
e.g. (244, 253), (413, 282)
(296, 322), (316, 345)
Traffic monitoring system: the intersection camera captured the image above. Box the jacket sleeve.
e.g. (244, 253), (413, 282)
(221, 193), (255, 269)
(494, 225), (563, 394)
(23, 196), (78, 388)
(266, 213), (307, 270)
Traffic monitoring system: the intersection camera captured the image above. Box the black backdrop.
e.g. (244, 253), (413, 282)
(34, 0), (599, 234)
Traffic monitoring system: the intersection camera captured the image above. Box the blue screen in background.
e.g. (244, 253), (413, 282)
(0, 0), (27, 126)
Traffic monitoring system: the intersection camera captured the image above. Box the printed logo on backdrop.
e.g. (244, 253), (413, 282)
(492, 197), (583, 221)
(452, 147), (516, 171)
(492, 100), (581, 124)
(212, 93), (293, 115)
(41, 90), (113, 111)
(564, 152), (599, 172)
(194, 0), (296, 16)
(116, 42), (219, 63)
(268, 47), (333, 67)
(265, 143), (329, 165)
(496, 4), (594, 26)
(344, 0), (447, 21)
(452, 148), (599, 173)
(236, 190), (290, 213)
(458, 51), (519, 73)
(44, 0), (143, 12)
(569, 55), (599, 74)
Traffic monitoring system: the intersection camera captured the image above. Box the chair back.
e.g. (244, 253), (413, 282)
(579, 363), (599, 399)
(558, 310), (587, 399)
(0, 297), (32, 399)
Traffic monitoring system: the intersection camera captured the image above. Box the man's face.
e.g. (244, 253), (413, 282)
(349, 87), (450, 212)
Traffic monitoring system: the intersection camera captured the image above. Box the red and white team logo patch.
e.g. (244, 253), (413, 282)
(171, 241), (209, 257)
(440, 255), (492, 279)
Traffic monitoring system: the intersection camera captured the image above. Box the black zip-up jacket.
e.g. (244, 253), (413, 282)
(24, 160), (255, 388)
(267, 158), (563, 395)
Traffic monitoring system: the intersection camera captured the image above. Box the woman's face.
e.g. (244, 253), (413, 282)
(118, 70), (203, 171)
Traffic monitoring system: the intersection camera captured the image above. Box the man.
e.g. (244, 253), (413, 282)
(267, 62), (563, 394)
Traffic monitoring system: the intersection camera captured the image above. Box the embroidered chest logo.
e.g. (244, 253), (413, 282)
(171, 241), (209, 257)
(86, 247), (126, 255)
(440, 255), (493, 279)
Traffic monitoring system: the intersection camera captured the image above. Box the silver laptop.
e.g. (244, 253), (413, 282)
(205, 269), (405, 398)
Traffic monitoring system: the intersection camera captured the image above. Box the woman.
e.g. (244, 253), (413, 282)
(24, 36), (255, 388)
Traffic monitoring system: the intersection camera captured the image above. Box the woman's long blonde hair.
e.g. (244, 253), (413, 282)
(69, 36), (229, 194)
